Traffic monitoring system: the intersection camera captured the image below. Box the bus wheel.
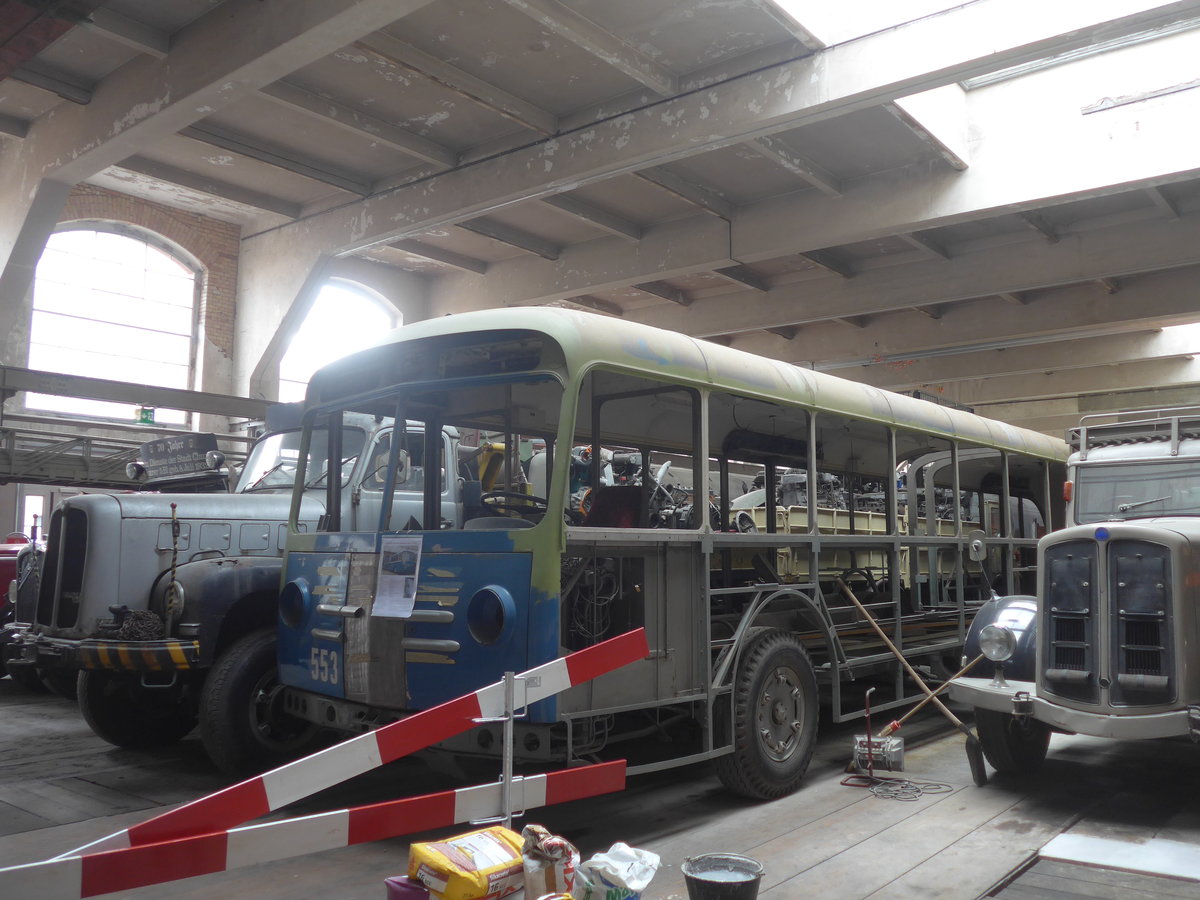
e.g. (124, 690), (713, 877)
(716, 628), (818, 800)
(974, 707), (1050, 775)
(78, 670), (197, 749)
(200, 629), (319, 775)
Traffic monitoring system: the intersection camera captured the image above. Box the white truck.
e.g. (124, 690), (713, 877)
(6, 407), (465, 773)
(950, 408), (1200, 773)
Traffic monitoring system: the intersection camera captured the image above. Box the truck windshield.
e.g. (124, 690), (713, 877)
(1075, 459), (1200, 522)
(238, 427), (366, 493)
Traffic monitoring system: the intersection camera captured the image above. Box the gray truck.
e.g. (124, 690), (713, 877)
(951, 408), (1200, 773)
(6, 407), (463, 772)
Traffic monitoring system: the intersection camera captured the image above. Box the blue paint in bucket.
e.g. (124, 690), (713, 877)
(681, 853), (765, 900)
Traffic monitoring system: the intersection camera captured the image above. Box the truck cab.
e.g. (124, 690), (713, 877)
(950, 409), (1200, 773)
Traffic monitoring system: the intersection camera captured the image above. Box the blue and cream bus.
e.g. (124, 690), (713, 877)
(237, 308), (1066, 798)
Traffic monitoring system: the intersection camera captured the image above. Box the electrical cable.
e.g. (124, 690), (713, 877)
(840, 773), (954, 801)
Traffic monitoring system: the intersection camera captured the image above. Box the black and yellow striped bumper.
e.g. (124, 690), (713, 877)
(77, 639), (201, 671)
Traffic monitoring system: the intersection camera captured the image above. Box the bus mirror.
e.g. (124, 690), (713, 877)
(967, 529), (987, 562)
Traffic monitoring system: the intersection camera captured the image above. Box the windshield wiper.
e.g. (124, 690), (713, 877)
(1117, 495), (1171, 513)
(304, 454), (359, 489)
(242, 461), (290, 492)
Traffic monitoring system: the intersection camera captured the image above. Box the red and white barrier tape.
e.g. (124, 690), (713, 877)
(66, 628), (647, 856)
(2, 761), (626, 899)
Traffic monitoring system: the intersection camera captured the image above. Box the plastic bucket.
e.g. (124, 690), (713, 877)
(681, 853), (765, 900)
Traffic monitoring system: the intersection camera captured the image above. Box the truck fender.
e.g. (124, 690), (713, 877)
(156, 557), (283, 666)
(963, 594), (1039, 682)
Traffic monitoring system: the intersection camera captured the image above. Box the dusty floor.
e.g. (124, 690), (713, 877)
(1, 675), (1199, 899)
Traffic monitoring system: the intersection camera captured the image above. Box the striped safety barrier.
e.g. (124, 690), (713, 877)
(77, 639), (201, 671)
(2, 761), (626, 899)
(67, 628), (648, 856)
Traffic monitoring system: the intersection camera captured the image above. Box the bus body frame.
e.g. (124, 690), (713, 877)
(270, 308), (1067, 798)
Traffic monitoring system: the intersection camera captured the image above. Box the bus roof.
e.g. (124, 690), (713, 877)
(310, 307), (1067, 462)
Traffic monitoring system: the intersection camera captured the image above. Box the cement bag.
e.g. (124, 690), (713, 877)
(571, 843), (660, 900)
(522, 824), (580, 898)
(409, 826), (525, 900)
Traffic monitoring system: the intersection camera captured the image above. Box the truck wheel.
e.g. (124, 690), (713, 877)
(78, 670), (198, 749)
(715, 628), (818, 799)
(975, 707), (1051, 774)
(200, 628), (319, 775)
(40, 667), (80, 701)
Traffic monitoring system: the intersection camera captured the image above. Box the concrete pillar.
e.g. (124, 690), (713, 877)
(0, 176), (71, 367)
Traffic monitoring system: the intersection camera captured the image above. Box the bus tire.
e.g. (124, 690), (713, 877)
(716, 628), (818, 800)
(78, 670), (197, 749)
(975, 707), (1050, 775)
(200, 628), (319, 775)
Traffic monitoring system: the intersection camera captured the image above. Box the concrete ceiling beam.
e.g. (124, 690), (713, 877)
(748, 136), (842, 196)
(427, 214), (733, 314)
(457, 218), (562, 260)
(934, 357), (1200, 406)
(259, 80), (457, 168)
(243, 0), (1197, 257)
(729, 265), (1200, 366)
(539, 195), (643, 241)
(83, 8), (169, 58)
(635, 169), (735, 219)
(886, 84), (970, 170)
(355, 33), (557, 135)
(112, 156), (303, 218)
(841, 328), (1193, 390)
(15, 0), (441, 184)
(500, 0), (677, 95)
(179, 124), (372, 195)
(744, 0), (826, 50)
(634, 210), (1200, 338)
(390, 240), (489, 274)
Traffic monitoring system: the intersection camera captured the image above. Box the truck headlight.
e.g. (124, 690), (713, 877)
(979, 624), (1016, 662)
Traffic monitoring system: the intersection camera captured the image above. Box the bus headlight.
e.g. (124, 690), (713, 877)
(468, 585), (515, 646)
(979, 624), (1016, 662)
(280, 578), (310, 628)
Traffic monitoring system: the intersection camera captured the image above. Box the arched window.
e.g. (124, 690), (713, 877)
(29, 227), (199, 424)
(278, 281), (398, 403)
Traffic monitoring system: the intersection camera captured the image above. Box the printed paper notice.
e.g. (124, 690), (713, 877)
(374, 536), (422, 618)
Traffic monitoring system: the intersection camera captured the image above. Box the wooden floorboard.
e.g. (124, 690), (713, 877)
(994, 859), (1200, 900)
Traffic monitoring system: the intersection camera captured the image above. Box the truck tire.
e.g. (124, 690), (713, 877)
(975, 707), (1051, 775)
(200, 628), (319, 775)
(715, 628), (818, 799)
(41, 667), (80, 701)
(78, 670), (198, 749)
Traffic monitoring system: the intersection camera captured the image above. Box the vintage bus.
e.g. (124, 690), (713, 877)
(259, 308), (1066, 799)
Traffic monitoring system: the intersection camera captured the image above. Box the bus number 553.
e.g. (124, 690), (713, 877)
(310, 647), (339, 685)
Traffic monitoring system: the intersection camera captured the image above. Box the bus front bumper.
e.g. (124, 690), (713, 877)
(949, 676), (1200, 741)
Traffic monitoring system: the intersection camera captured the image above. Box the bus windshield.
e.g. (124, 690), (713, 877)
(1075, 459), (1200, 522)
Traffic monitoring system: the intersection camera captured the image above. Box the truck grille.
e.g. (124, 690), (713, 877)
(1042, 540), (1097, 702)
(1109, 540), (1172, 705)
(35, 507), (88, 629)
(1041, 537), (1173, 708)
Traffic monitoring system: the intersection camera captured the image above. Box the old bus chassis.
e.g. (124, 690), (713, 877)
(274, 308), (1065, 800)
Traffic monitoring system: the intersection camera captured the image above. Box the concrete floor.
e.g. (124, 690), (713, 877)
(2, 675), (1199, 899)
